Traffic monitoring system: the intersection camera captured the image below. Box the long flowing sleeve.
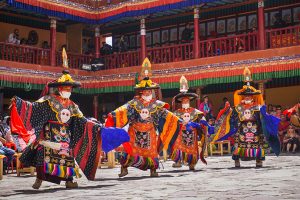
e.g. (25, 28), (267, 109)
(157, 109), (180, 152)
(70, 116), (101, 180)
(105, 103), (131, 128)
(212, 102), (238, 142)
(71, 116), (130, 180)
(260, 105), (281, 156)
(11, 96), (51, 140)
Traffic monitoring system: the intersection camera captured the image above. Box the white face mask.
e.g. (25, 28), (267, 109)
(59, 91), (71, 99)
(182, 103), (190, 109)
(60, 109), (71, 123)
(140, 109), (150, 120)
(182, 113), (191, 123)
(142, 94), (152, 102)
(244, 99), (253, 105)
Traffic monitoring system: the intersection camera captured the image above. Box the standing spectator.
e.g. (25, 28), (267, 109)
(118, 35), (128, 52)
(88, 39), (95, 53)
(181, 24), (192, 43)
(219, 97), (228, 111)
(100, 42), (113, 55)
(199, 95), (213, 120)
(101, 114), (108, 125)
(82, 39), (89, 54)
(275, 105), (282, 118)
(7, 29), (20, 44)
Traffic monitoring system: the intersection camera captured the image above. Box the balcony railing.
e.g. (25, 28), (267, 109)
(100, 50), (141, 69)
(147, 43), (194, 64)
(0, 26), (299, 70)
(200, 32), (258, 57)
(56, 51), (93, 69)
(266, 25), (300, 49)
(0, 42), (50, 65)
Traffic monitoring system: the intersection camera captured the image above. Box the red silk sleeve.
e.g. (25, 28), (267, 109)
(105, 114), (115, 127)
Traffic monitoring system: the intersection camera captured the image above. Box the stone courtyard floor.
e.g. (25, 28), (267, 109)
(0, 154), (299, 200)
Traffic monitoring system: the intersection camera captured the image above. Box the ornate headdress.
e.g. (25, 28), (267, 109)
(172, 76), (198, 110)
(48, 49), (80, 88)
(234, 67), (264, 106)
(134, 58), (160, 90)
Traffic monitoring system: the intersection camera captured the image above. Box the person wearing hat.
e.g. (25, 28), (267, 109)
(212, 67), (280, 168)
(10, 68), (130, 189)
(105, 58), (180, 177)
(170, 76), (210, 170)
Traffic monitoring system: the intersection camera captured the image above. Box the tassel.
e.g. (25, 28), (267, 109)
(51, 164), (58, 176)
(44, 162), (47, 173)
(59, 165), (65, 178)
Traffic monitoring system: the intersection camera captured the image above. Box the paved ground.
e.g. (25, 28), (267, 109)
(0, 154), (299, 200)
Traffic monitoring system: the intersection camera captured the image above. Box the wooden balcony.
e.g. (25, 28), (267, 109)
(0, 26), (299, 70)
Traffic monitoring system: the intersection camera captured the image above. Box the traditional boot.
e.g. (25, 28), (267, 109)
(118, 166), (128, 178)
(150, 169), (158, 177)
(189, 165), (195, 171)
(172, 162), (182, 168)
(65, 181), (79, 188)
(234, 160), (241, 168)
(32, 178), (43, 189)
(256, 160), (263, 168)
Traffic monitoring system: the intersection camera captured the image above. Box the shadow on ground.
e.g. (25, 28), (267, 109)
(0, 184), (116, 197)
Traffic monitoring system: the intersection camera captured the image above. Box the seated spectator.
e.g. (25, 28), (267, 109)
(273, 13), (287, 29)
(278, 114), (290, 147)
(7, 29), (20, 44)
(270, 105), (277, 116)
(267, 104), (273, 113)
(283, 125), (299, 153)
(20, 38), (27, 45)
(181, 24), (192, 43)
(0, 127), (16, 171)
(208, 117), (215, 126)
(199, 95), (214, 120)
(41, 41), (50, 49)
(100, 42), (113, 55)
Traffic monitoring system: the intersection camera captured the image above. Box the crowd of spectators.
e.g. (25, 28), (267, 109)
(268, 104), (300, 153)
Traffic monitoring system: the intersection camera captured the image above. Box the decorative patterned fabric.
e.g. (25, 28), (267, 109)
(7, 0), (219, 24)
(119, 152), (159, 170)
(107, 96), (179, 170)
(171, 108), (207, 166)
(214, 102), (280, 161)
(1, 55), (300, 94)
(13, 95), (102, 181)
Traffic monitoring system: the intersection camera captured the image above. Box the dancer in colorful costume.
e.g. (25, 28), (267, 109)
(212, 67), (280, 167)
(171, 76), (210, 170)
(10, 52), (130, 189)
(105, 58), (180, 177)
